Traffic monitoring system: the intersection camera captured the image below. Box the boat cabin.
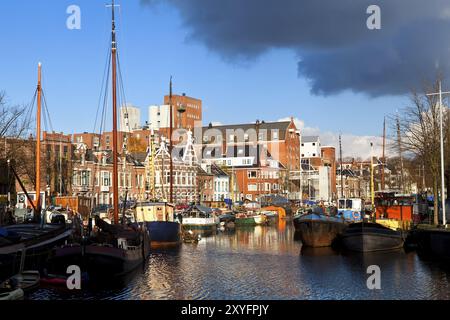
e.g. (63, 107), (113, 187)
(182, 205), (214, 218)
(374, 192), (413, 221)
(337, 198), (362, 212)
(54, 196), (91, 219)
(135, 202), (175, 223)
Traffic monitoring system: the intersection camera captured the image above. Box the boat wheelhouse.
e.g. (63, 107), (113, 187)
(337, 198), (362, 222)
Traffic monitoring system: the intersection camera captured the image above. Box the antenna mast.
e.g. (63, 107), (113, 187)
(169, 78), (174, 204)
(381, 117), (386, 191)
(339, 134), (343, 198)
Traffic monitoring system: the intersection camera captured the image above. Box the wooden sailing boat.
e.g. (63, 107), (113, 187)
(135, 83), (181, 248)
(0, 63), (72, 281)
(51, 1), (150, 279)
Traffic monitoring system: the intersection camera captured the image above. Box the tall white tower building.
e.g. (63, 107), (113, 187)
(120, 104), (141, 132)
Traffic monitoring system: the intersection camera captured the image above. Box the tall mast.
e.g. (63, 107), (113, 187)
(169, 77), (174, 204)
(35, 62), (42, 219)
(396, 115), (404, 194)
(339, 134), (343, 198)
(59, 136), (63, 195)
(110, 0), (119, 224)
(381, 117), (386, 190)
(370, 142), (375, 211)
(150, 130), (156, 200)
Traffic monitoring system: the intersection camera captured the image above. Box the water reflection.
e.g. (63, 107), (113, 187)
(30, 224), (450, 300)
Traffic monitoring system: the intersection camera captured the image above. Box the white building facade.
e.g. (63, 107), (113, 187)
(148, 104), (172, 131)
(120, 104), (141, 132)
(301, 136), (321, 158)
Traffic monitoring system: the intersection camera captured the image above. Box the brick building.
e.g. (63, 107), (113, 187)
(197, 119), (300, 201)
(163, 93), (202, 130)
(71, 142), (146, 207)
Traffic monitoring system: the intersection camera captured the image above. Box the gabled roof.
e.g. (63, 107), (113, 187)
(210, 163), (228, 176)
(202, 121), (293, 140)
(302, 136), (319, 143)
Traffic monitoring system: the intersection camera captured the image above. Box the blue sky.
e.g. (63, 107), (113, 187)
(0, 0), (407, 145)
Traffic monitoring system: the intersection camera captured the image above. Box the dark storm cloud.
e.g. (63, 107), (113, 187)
(142, 0), (450, 96)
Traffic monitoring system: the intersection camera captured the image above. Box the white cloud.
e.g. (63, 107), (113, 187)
(278, 117), (384, 159)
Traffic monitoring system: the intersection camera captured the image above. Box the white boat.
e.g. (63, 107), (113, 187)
(0, 288), (24, 300)
(181, 205), (219, 234)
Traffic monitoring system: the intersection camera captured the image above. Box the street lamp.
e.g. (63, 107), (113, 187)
(426, 82), (449, 226)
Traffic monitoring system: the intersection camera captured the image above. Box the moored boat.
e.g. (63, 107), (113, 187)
(135, 202), (181, 247)
(261, 210), (279, 223)
(218, 211), (235, 224)
(0, 223), (72, 281)
(341, 222), (405, 252)
(413, 227), (450, 260)
(181, 205), (219, 235)
(235, 212), (267, 226)
(0, 63), (73, 281)
(294, 213), (347, 247)
(49, 4), (151, 279)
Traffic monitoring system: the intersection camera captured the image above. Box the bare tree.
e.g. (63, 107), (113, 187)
(0, 91), (37, 192)
(394, 79), (448, 225)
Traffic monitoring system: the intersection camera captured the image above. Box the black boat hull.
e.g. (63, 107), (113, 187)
(0, 224), (72, 281)
(342, 223), (404, 252)
(50, 228), (150, 279)
(413, 228), (450, 260)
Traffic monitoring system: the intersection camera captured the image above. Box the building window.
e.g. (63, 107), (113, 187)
(101, 171), (110, 187)
(81, 171), (90, 186)
(247, 171), (257, 179)
(72, 171), (78, 186)
(248, 184), (257, 191)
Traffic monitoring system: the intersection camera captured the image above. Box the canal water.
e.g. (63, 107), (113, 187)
(30, 220), (450, 300)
